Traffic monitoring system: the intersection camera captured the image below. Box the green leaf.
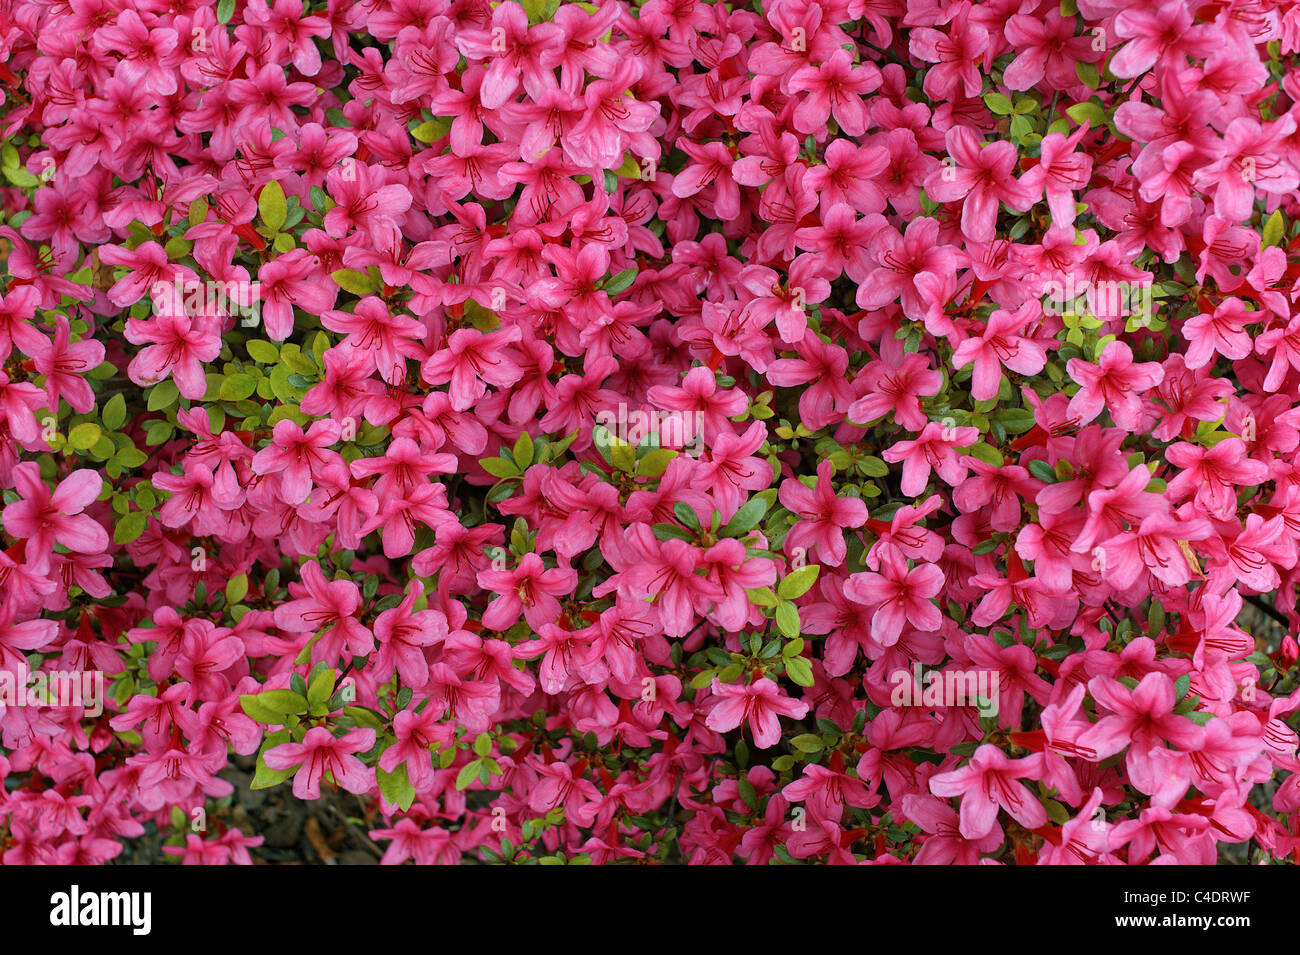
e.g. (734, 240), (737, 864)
(602, 268), (637, 295)
(143, 420), (175, 446)
(1075, 61), (1100, 90)
(720, 497), (768, 537)
(1028, 460), (1056, 483)
(737, 778), (758, 811)
(689, 668), (717, 690)
(247, 339), (279, 363)
(704, 648), (734, 667)
(225, 573), (249, 605)
(258, 180), (287, 233)
(785, 655), (814, 687)
(280, 346), (318, 377)
(146, 380), (180, 412)
(344, 705), (385, 730)
(307, 668), (336, 707)
(983, 92), (1014, 115)
(1044, 798), (1070, 825)
(216, 0), (236, 24)
(746, 587), (779, 608)
(790, 733), (823, 754)
(521, 0), (560, 22)
(610, 439), (636, 473)
(777, 565), (820, 601)
(996, 407), (1036, 434)
(635, 448), (678, 478)
(1066, 102), (1108, 128)
(2, 165), (39, 188)
(967, 442), (1003, 467)
(613, 152), (642, 179)
(473, 733), (492, 757)
(543, 430), (578, 462)
(480, 456), (522, 479)
(717, 663), (743, 683)
(455, 758), (483, 791)
(251, 753), (297, 790)
(113, 510), (147, 545)
(513, 432), (534, 470)
(331, 269), (380, 296)
(102, 393), (127, 431)
(377, 762), (417, 811)
(240, 689), (308, 724)
(68, 422), (102, 451)
(673, 501), (700, 531)
(858, 455), (889, 477)
(220, 373), (257, 401)
(117, 446), (148, 469)
(410, 118), (452, 144)
(91, 434), (115, 459)
(1263, 211), (1285, 249)
(774, 600), (800, 639)
(1147, 600), (1166, 635)
(1174, 673), (1190, 702)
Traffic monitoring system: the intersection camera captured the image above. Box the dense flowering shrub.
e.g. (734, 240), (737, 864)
(1, 0), (1300, 866)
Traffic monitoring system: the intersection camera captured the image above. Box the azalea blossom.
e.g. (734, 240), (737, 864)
(705, 678), (809, 749)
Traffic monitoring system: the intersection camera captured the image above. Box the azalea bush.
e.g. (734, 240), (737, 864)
(1, 0), (1300, 865)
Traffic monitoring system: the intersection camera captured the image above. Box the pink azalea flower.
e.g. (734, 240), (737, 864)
(951, 304), (1050, 401)
(925, 126), (1037, 243)
(881, 420), (980, 497)
(844, 552), (944, 646)
(779, 460), (869, 566)
(705, 677), (809, 749)
(929, 745), (1048, 838)
(263, 727), (377, 800)
(1066, 341), (1164, 431)
(2, 464), (107, 575)
(477, 552), (577, 632)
